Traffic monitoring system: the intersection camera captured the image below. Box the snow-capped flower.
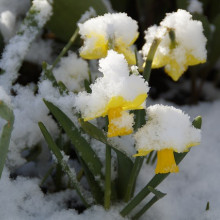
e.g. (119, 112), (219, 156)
(78, 13), (139, 65)
(53, 52), (89, 92)
(142, 9), (207, 81)
(134, 104), (201, 174)
(75, 50), (149, 137)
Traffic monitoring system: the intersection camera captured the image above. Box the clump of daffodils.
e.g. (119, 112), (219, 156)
(53, 52), (89, 92)
(75, 50), (149, 137)
(142, 9), (207, 81)
(78, 13), (139, 65)
(134, 104), (201, 173)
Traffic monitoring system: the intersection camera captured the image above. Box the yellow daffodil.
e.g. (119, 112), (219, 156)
(78, 13), (139, 65)
(142, 9), (207, 81)
(134, 104), (201, 174)
(75, 50), (149, 137)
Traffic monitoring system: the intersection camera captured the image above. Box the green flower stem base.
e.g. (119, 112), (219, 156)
(120, 116), (202, 217)
(124, 156), (144, 202)
(104, 145), (111, 209)
(51, 27), (79, 70)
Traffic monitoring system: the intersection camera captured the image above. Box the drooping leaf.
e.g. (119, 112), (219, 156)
(147, 186), (166, 198)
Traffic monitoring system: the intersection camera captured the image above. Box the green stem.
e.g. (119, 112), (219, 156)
(143, 38), (161, 82)
(40, 164), (55, 186)
(120, 152), (187, 217)
(146, 151), (153, 164)
(51, 27), (79, 70)
(168, 29), (178, 49)
(124, 157), (144, 202)
(133, 109), (146, 131)
(131, 195), (160, 220)
(104, 145), (111, 210)
(151, 151), (157, 165)
(120, 116), (202, 217)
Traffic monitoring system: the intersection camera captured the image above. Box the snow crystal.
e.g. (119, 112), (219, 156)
(160, 9), (206, 60)
(75, 50), (149, 119)
(0, 10), (16, 41)
(4, 84), (58, 167)
(25, 39), (54, 64)
(107, 135), (136, 159)
(0, 86), (12, 108)
(0, 0), (30, 42)
(78, 7), (97, 24)
(78, 13), (138, 46)
(101, 0), (114, 13)
(78, 12), (138, 63)
(0, 168), (83, 220)
(0, 0), (53, 92)
(0, 0), (30, 16)
(54, 52), (89, 92)
(134, 104), (201, 153)
(111, 111), (134, 130)
(187, 0), (203, 14)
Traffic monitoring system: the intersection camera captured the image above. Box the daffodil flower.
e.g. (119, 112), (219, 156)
(142, 9), (207, 81)
(75, 50), (149, 137)
(134, 104), (201, 174)
(78, 13), (139, 65)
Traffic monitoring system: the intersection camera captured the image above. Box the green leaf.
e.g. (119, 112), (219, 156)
(43, 100), (103, 180)
(132, 187), (166, 219)
(116, 151), (134, 199)
(147, 186), (166, 198)
(77, 156), (104, 204)
(84, 79), (92, 93)
(133, 109), (146, 131)
(47, 0), (108, 42)
(120, 116), (202, 217)
(131, 195), (163, 220)
(192, 116), (202, 129)
(78, 118), (134, 199)
(0, 101), (14, 178)
(206, 201), (210, 211)
(124, 157), (144, 202)
(79, 119), (133, 161)
(38, 122), (90, 207)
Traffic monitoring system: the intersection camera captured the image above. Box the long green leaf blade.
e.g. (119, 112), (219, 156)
(79, 119), (133, 162)
(0, 101), (14, 178)
(43, 100), (103, 180)
(38, 122), (90, 207)
(79, 118), (134, 199)
(120, 116), (202, 216)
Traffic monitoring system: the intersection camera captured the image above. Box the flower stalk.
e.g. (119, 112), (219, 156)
(104, 145), (112, 210)
(143, 38), (161, 81)
(124, 156), (144, 202)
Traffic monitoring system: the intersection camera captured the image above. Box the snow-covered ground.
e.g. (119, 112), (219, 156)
(1, 0), (219, 219)
(0, 98), (219, 220)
